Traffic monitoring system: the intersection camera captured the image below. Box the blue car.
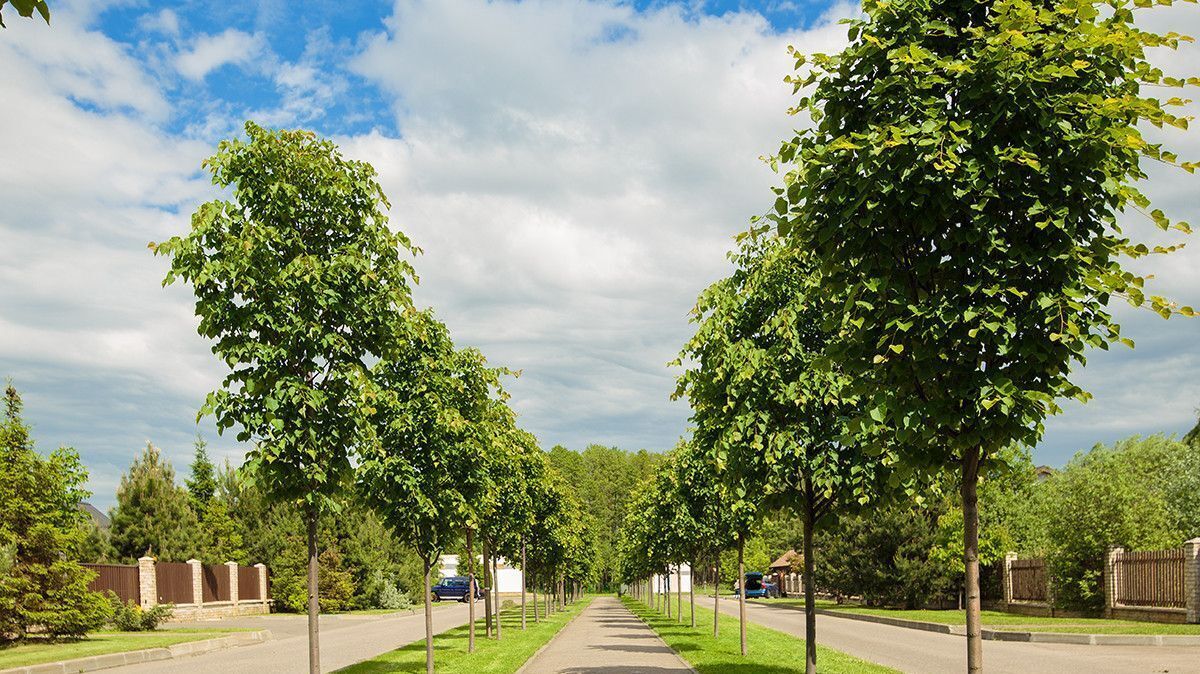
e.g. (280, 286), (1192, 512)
(430, 576), (483, 602)
(734, 572), (771, 599)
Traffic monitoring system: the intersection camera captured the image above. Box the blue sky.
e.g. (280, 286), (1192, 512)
(2, 0), (1197, 509)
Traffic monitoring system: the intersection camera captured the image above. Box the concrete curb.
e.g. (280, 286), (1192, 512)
(0, 629), (271, 674)
(513, 599), (594, 674)
(808, 607), (1200, 647)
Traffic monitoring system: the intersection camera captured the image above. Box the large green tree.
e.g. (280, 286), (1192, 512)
(0, 384), (109, 640)
(677, 234), (892, 670)
(108, 443), (201, 563)
(153, 122), (419, 674)
(356, 312), (503, 673)
(775, 1), (1196, 669)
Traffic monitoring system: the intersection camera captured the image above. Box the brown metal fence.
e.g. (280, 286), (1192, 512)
(1010, 558), (1048, 603)
(156, 561), (195, 604)
(1116, 548), (1187, 608)
(238, 566), (261, 600)
(83, 563), (140, 605)
(201, 564), (231, 602)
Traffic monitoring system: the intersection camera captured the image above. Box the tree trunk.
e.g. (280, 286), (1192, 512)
(483, 538), (492, 638)
(714, 557), (720, 638)
(803, 509), (817, 674)
(306, 504), (320, 674)
(666, 570), (672, 619)
(423, 560), (434, 674)
(738, 534), (747, 656)
(466, 528), (476, 653)
(689, 559), (695, 628)
(493, 553), (502, 640)
(533, 583), (540, 624)
(521, 541), (527, 630)
(963, 447), (983, 673)
(676, 564), (682, 623)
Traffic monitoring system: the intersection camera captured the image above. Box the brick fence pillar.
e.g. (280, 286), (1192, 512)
(138, 556), (157, 610)
(1104, 545), (1124, 619)
(1185, 538), (1200, 624)
(255, 563), (268, 605)
(187, 559), (203, 605)
(227, 562), (239, 605)
(1002, 552), (1017, 607)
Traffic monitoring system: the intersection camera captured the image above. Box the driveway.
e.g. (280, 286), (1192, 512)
(717, 598), (1198, 673)
(105, 603), (474, 673)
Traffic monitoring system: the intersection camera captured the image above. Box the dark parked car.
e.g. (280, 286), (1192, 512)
(733, 572), (771, 599)
(430, 576), (483, 602)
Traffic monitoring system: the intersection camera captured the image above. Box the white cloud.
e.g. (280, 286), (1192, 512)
(175, 28), (267, 81)
(138, 8), (180, 37)
(346, 0), (858, 451)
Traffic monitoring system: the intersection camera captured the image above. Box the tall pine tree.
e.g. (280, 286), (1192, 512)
(109, 443), (201, 562)
(0, 384), (109, 640)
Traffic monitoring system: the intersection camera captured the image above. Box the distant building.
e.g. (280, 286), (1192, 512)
(438, 554), (524, 593)
(769, 550), (803, 597)
(650, 563), (692, 594)
(1034, 465), (1055, 482)
(78, 502), (109, 529)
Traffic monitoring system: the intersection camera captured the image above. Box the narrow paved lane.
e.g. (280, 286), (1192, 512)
(716, 598), (1197, 673)
(104, 602), (473, 673)
(518, 596), (694, 673)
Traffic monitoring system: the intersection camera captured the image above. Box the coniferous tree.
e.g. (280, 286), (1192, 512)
(0, 384), (109, 640)
(186, 437), (217, 517)
(108, 443), (201, 562)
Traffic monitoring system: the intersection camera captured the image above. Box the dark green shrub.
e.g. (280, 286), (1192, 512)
(107, 594), (172, 631)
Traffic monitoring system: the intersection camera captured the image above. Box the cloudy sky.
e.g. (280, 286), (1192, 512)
(2, 0), (1197, 509)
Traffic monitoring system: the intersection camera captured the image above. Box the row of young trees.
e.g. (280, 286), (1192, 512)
(622, 0), (1196, 671)
(152, 123), (596, 674)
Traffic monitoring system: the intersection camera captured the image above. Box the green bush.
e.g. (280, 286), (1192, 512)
(107, 594), (172, 631)
(375, 576), (413, 611)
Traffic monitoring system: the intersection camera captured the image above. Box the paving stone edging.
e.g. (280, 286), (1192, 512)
(810, 607), (1200, 647)
(0, 629), (271, 674)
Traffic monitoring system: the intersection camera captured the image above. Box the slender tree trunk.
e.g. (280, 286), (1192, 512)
(714, 557), (720, 638)
(963, 447), (984, 673)
(466, 528), (476, 653)
(689, 559), (695, 628)
(494, 553), (502, 640)
(676, 564), (682, 623)
(533, 583), (540, 624)
(306, 504), (320, 674)
(738, 534), (747, 656)
(521, 541), (527, 630)
(803, 509), (817, 674)
(483, 538), (492, 638)
(423, 560), (434, 674)
(666, 571), (672, 619)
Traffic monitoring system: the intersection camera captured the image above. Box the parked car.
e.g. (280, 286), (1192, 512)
(430, 576), (483, 602)
(733, 572), (771, 599)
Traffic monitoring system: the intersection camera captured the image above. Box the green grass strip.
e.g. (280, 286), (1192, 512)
(0, 630), (244, 669)
(622, 596), (897, 674)
(338, 597), (593, 674)
(757, 598), (1200, 635)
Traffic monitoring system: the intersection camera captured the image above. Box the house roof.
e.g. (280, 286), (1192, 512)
(769, 549), (801, 570)
(78, 502), (110, 529)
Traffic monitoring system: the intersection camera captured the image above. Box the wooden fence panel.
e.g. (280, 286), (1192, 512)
(83, 563), (139, 605)
(1010, 558), (1048, 603)
(238, 566), (260, 600)
(201, 564), (231, 602)
(156, 561), (194, 605)
(1116, 549), (1186, 608)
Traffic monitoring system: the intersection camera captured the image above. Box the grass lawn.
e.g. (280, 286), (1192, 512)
(337, 597), (592, 674)
(0, 629), (245, 670)
(754, 598), (1200, 635)
(623, 596), (896, 674)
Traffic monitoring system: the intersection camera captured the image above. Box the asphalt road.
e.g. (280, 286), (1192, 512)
(716, 598), (1199, 673)
(104, 602), (474, 674)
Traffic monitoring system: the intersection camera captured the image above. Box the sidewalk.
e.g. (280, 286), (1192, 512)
(518, 595), (694, 673)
